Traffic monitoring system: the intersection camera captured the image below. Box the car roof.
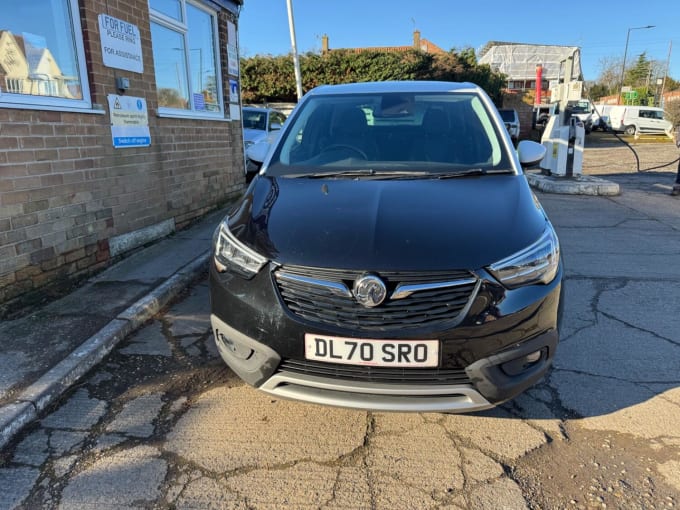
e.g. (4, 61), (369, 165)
(242, 106), (282, 113)
(305, 81), (480, 97)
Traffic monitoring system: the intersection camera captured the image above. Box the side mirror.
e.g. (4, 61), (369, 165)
(270, 123), (282, 131)
(517, 140), (546, 168)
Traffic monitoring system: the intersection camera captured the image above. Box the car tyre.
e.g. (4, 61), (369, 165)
(624, 125), (637, 136)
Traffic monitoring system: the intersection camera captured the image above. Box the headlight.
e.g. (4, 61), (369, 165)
(213, 221), (268, 278)
(488, 225), (560, 289)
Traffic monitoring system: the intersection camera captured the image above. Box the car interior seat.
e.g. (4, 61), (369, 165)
(327, 106), (377, 159)
(413, 107), (453, 163)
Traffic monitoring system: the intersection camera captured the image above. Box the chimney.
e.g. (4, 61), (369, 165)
(322, 34), (329, 54)
(413, 30), (421, 50)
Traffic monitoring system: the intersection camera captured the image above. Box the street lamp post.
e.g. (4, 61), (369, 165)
(618, 25), (655, 105)
(286, 0), (303, 102)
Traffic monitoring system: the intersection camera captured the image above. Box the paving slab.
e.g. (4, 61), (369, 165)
(40, 388), (108, 431)
(106, 393), (164, 438)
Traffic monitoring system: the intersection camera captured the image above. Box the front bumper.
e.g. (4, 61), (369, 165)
(211, 313), (558, 413)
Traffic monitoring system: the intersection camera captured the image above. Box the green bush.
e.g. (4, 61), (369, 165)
(240, 49), (505, 104)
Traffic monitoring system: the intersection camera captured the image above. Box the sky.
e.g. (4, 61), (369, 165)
(237, 0), (679, 84)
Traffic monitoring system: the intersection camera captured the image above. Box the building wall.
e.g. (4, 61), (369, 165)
(0, 0), (245, 315)
(502, 91), (535, 140)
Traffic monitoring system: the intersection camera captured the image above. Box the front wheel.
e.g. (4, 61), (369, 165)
(624, 125), (637, 136)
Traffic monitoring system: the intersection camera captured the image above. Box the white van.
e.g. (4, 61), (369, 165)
(607, 106), (673, 136)
(591, 104), (614, 131)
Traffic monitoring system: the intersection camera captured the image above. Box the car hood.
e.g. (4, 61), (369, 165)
(243, 128), (266, 144)
(231, 174), (547, 271)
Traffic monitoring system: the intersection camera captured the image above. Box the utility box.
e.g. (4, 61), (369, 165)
(540, 116), (584, 176)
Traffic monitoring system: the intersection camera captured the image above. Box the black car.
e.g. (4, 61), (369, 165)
(210, 81), (562, 413)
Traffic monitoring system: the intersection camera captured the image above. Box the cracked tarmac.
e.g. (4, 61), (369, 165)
(1, 137), (679, 509)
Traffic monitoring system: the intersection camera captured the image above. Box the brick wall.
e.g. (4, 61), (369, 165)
(0, 0), (245, 316)
(502, 92), (534, 140)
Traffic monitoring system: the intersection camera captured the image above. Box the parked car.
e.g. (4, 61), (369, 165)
(606, 105), (673, 136)
(242, 106), (287, 150)
(533, 103), (558, 131)
(565, 99), (594, 134)
(498, 108), (520, 144)
(211, 81), (562, 413)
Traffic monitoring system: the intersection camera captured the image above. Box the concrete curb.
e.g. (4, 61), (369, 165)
(0, 251), (210, 450)
(526, 173), (620, 196)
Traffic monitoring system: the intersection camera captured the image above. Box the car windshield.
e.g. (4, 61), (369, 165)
(498, 110), (516, 122)
(265, 91), (512, 177)
(243, 109), (267, 130)
(567, 101), (591, 114)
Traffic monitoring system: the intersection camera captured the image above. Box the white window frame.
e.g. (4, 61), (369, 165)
(0, 0), (93, 112)
(149, 0), (225, 120)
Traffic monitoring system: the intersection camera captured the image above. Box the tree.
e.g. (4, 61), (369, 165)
(157, 88), (187, 109)
(625, 52), (653, 88)
(662, 76), (680, 92)
(239, 48), (505, 104)
(589, 52), (678, 104)
(665, 99), (680, 127)
(586, 82), (610, 102)
(594, 56), (622, 96)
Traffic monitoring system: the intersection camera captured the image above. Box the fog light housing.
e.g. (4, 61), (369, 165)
(218, 332), (255, 361)
(500, 348), (546, 376)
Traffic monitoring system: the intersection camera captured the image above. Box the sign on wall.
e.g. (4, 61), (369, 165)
(227, 20), (238, 76)
(107, 94), (151, 148)
(99, 14), (143, 73)
(229, 79), (239, 103)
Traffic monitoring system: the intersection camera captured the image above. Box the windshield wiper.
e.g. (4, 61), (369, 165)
(434, 168), (514, 179)
(281, 168), (514, 180)
(284, 169), (376, 179)
(284, 169), (429, 179)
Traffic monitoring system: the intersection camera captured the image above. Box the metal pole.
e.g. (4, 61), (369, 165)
(618, 25), (655, 105)
(618, 29), (632, 105)
(286, 0), (303, 101)
(660, 40), (672, 107)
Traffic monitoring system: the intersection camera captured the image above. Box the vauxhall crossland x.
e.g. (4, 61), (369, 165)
(210, 81), (562, 413)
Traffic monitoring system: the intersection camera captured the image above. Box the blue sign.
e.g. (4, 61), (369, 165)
(113, 136), (151, 147)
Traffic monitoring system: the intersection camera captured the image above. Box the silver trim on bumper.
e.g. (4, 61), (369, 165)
(258, 372), (494, 413)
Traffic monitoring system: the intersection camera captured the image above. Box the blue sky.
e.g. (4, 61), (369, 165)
(238, 0), (679, 83)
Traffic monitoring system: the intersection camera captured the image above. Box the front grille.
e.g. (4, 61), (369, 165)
(273, 266), (478, 332)
(279, 359), (472, 385)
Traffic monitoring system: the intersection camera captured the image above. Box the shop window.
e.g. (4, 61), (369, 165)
(150, 0), (223, 118)
(0, 0), (91, 110)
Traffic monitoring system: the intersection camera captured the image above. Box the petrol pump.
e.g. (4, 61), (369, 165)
(539, 57), (585, 177)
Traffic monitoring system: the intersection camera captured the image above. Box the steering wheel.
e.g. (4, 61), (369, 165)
(320, 144), (368, 160)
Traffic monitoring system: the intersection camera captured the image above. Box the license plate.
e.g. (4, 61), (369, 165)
(304, 334), (439, 367)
